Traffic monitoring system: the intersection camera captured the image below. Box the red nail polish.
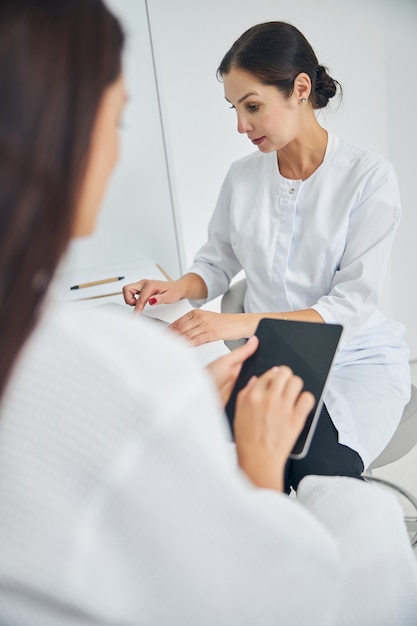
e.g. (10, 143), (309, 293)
(149, 297), (157, 305)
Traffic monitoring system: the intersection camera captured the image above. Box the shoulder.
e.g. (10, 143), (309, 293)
(38, 302), (190, 367)
(330, 137), (396, 179)
(228, 150), (273, 179)
(5, 301), (212, 434)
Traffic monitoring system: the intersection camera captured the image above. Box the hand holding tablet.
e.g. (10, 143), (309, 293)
(225, 318), (343, 459)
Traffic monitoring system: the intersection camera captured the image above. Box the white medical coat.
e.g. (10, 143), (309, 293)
(189, 135), (410, 467)
(0, 302), (416, 625)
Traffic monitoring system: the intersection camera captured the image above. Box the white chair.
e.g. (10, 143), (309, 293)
(221, 278), (417, 547)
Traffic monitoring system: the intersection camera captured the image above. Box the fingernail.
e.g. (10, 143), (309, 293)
(149, 297), (157, 305)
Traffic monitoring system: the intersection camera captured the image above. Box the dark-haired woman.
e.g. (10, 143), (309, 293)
(124, 21), (411, 493)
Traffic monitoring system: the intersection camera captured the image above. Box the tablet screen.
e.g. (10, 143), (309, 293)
(225, 318), (343, 459)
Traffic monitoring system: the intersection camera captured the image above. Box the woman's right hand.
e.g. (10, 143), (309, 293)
(234, 366), (315, 492)
(123, 272), (208, 313)
(122, 279), (182, 313)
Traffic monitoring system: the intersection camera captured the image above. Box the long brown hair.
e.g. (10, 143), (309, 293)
(0, 0), (124, 396)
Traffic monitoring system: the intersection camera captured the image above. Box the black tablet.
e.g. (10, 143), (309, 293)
(225, 318), (343, 459)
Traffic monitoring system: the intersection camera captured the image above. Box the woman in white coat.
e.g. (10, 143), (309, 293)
(124, 21), (410, 493)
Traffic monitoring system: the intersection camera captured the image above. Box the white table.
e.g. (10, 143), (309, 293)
(60, 260), (229, 366)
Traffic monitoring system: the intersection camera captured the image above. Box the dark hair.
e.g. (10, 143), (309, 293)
(0, 0), (124, 396)
(217, 21), (341, 109)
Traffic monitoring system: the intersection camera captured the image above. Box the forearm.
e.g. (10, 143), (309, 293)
(175, 272), (208, 300)
(237, 308), (324, 339)
(236, 449), (285, 492)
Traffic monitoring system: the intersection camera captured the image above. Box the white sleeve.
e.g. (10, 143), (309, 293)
(69, 368), (342, 626)
(312, 164), (401, 343)
(188, 170), (242, 306)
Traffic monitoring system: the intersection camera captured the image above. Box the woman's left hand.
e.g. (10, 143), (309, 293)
(169, 309), (247, 346)
(206, 336), (259, 406)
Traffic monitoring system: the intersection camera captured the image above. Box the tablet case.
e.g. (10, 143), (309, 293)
(225, 318), (343, 459)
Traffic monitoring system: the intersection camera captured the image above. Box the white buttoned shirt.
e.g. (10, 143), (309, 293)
(189, 134), (410, 468)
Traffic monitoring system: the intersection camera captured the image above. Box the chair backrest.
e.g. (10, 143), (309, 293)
(221, 279), (246, 315)
(369, 384), (417, 470)
(221, 279), (247, 351)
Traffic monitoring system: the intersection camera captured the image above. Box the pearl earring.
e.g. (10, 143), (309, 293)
(300, 98), (307, 103)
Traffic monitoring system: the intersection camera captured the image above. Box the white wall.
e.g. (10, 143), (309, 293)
(384, 0), (417, 361)
(147, 0), (417, 359)
(62, 0), (182, 279)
